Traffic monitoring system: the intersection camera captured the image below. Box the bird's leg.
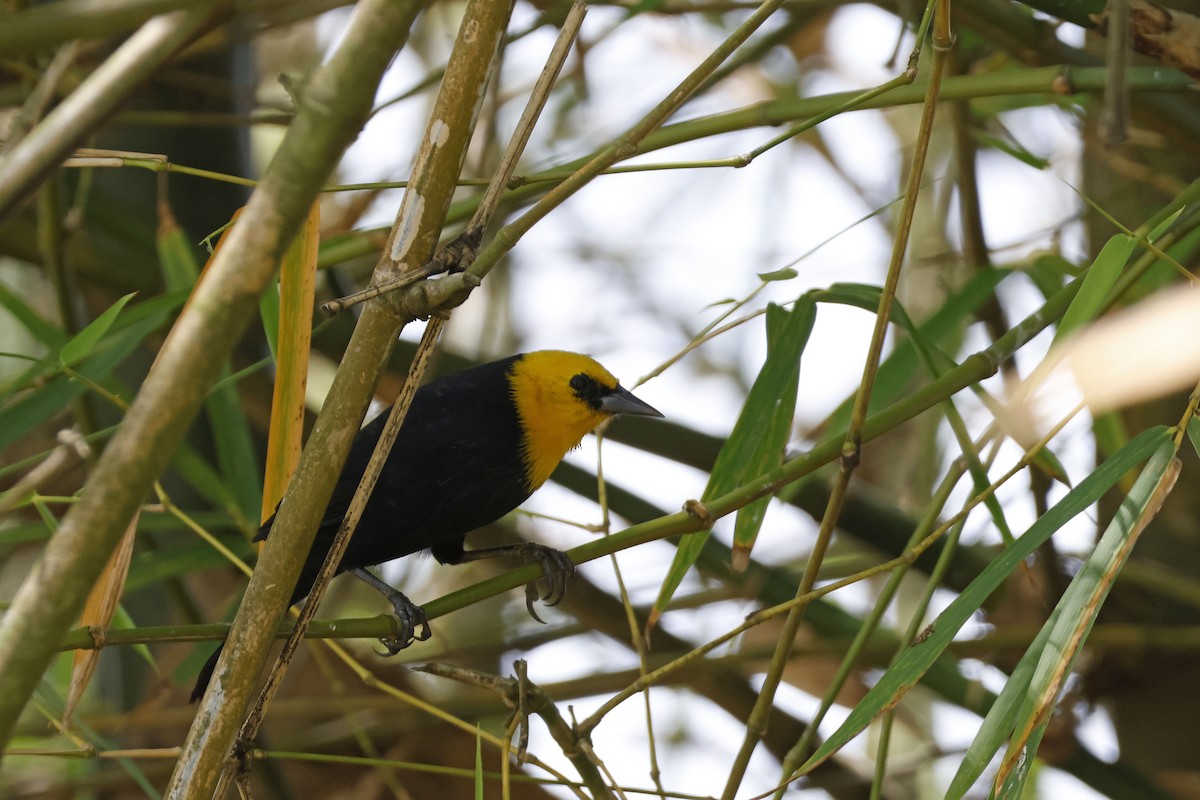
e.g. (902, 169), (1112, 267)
(456, 543), (575, 623)
(349, 567), (432, 655)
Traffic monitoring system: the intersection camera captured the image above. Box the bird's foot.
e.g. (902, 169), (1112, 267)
(378, 597), (432, 656)
(512, 542), (575, 622)
(349, 567), (433, 655)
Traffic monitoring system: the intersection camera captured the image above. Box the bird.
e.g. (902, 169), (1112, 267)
(190, 350), (662, 701)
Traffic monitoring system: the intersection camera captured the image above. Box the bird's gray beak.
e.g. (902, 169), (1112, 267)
(600, 385), (663, 418)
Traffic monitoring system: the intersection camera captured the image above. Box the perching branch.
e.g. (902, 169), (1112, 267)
(418, 660), (615, 800)
(0, 4), (226, 223)
(0, 0), (412, 762)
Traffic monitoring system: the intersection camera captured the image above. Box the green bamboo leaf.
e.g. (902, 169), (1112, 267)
(1093, 410), (1130, 461)
(59, 292), (136, 367)
(171, 441), (253, 531)
(1032, 448), (1071, 487)
(730, 302), (811, 569)
(0, 520), (57, 547)
(112, 605), (156, 672)
(159, 211), (262, 525)
(1025, 253), (1078, 299)
(156, 207), (200, 292)
(0, 281), (66, 347)
(1053, 233), (1136, 343)
(949, 439), (1177, 797)
(205, 375), (263, 525)
(898, 305), (1019, 544)
(0, 301), (180, 450)
(649, 298), (815, 624)
(2, 289), (189, 401)
(822, 278), (1071, 489)
(822, 268), (1011, 432)
(818, 279), (1043, 497)
(127, 535), (252, 593)
(799, 425), (1170, 776)
(34, 676), (158, 798)
(260, 284), (281, 361)
(1188, 417), (1200, 462)
(814, 282), (889, 318)
(757, 267), (798, 282)
(945, 607), (1061, 799)
(1147, 207), (1183, 242)
(971, 129), (1049, 169)
(995, 443), (1178, 794)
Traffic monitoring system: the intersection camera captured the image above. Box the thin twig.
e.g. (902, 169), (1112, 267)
(0, 429), (90, 515)
(228, 317), (446, 765)
(419, 661), (613, 800)
(1099, 0), (1131, 145)
(0, 4), (224, 222)
(321, 1), (589, 317)
(721, 0), (952, 793)
(226, 3), (590, 787)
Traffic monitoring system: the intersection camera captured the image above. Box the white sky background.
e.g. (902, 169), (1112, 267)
(318, 3), (1115, 798)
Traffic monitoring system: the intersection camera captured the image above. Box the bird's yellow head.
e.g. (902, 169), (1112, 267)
(509, 351), (662, 491)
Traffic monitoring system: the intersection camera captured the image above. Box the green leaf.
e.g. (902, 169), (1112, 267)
(945, 607), (1061, 799)
(1025, 253), (1077, 299)
(1147, 207), (1184, 243)
(260, 283), (281, 361)
(627, 0), (668, 15)
(0, 280), (67, 347)
(0, 290), (186, 450)
(948, 439), (1177, 798)
(1093, 410), (1130, 461)
(126, 534), (252, 593)
(205, 369), (263, 527)
(34, 676), (158, 798)
(757, 267), (798, 282)
(156, 210), (262, 523)
(171, 441), (251, 528)
(1, 320), (153, 450)
(112, 605), (157, 672)
(1053, 233), (1136, 344)
(996, 442), (1177, 795)
(799, 425), (1170, 776)
(821, 269), (1011, 433)
(59, 292), (136, 367)
(971, 128), (1050, 170)
(156, 208), (201, 292)
(814, 282), (886, 316)
(650, 298), (815, 623)
(731, 303), (809, 568)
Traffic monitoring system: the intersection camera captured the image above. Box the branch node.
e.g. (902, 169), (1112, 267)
(387, 271), (481, 322)
(86, 625), (106, 651)
(683, 499), (714, 527)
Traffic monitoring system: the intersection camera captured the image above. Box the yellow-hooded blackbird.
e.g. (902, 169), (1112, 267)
(190, 351), (661, 701)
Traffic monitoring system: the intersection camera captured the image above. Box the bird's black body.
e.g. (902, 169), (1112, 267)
(268, 355), (530, 610)
(189, 351), (661, 702)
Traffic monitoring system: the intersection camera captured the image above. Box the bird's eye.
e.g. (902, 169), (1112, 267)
(570, 373), (603, 408)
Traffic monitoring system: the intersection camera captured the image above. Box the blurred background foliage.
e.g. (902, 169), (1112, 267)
(2, 0), (1200, 798)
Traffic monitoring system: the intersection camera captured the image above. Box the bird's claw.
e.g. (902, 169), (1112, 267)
(514, 543), (575, 622)
(376, 598), (432, 656)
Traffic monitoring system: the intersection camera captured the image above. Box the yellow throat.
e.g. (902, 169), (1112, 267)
(508, 351), (618, 491)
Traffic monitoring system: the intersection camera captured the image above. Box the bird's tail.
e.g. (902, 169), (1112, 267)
(190, 644), (223, 703)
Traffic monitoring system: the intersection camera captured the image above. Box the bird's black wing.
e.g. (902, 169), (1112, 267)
(256, 357), (530, 605)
